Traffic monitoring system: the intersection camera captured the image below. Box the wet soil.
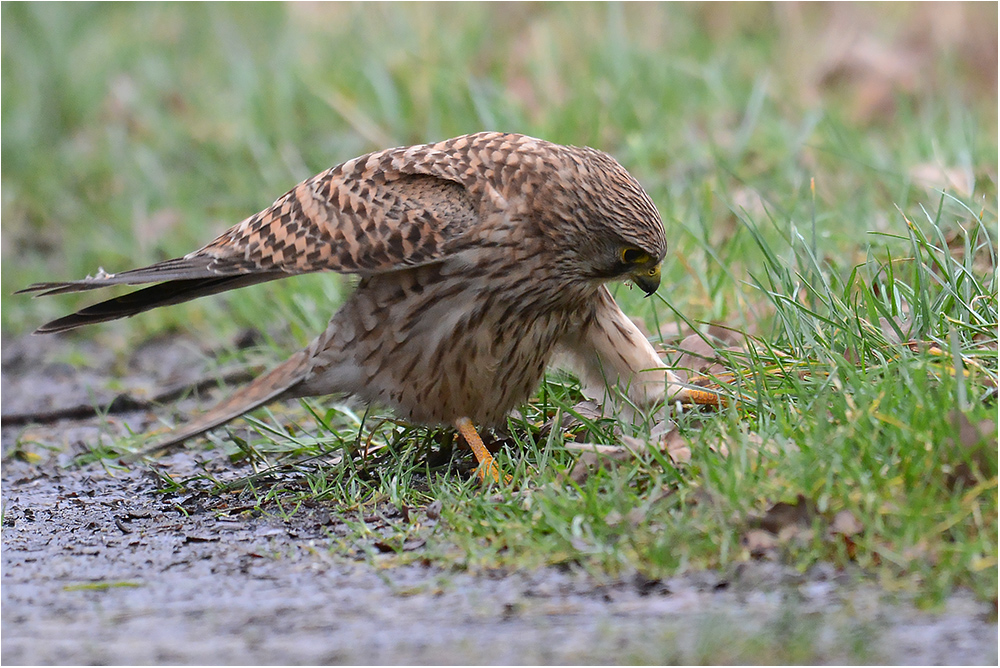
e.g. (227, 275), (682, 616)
(2, 333), (997, 665)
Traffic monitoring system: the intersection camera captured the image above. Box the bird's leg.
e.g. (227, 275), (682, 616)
(455, 417), (501, 484)
(556, 287), (690, 411)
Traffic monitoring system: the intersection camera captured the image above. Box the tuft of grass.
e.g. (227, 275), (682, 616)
(3, 4), (996, 606)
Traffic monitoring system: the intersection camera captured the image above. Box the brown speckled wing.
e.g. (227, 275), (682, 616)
(196, 162), (480, 277)
(19, 136), (497, 333)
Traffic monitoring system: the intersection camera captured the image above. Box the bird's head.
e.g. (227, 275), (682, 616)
(542, 144), (667, 297)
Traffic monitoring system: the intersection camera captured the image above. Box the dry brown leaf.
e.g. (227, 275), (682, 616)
(648, 425), (692, 465)
(530, 401), (604, 446)
(944, 410), (998, 491)
(877, 314), (913, 345)
(402, 538), (426, 552)
(667, 334), (716, 383)
(563, 443), (634, 484)
(757, 494), (815, 535)
(828, 509), (864, 561)
(667, 328), (743, 383)
(564, 421), (696, 482)
(741, 494), (819, 559)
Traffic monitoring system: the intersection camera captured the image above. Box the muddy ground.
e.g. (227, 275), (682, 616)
(2, 334), (997, 665)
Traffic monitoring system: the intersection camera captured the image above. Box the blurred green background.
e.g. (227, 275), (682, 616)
(2, 2), (996, 341)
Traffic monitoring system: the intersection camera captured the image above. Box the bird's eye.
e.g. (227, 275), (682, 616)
(621, 248), (649, 264)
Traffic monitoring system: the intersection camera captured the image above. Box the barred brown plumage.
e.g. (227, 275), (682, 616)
(21, 132), (692, 480)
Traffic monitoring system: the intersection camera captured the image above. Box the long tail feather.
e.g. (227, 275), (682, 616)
(17, 257), (222, 296)
(33, 274), (284, 334)
(123, 348), (313, 462)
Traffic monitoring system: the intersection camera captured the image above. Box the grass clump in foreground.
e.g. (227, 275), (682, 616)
(2, 4), (996, 608)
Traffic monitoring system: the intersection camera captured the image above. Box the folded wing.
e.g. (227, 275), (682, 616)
(21, 145), (483, 334)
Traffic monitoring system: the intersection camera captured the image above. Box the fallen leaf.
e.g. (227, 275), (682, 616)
(649, 424), (692, 465)
(373, 540), (395, 553)
(829, 509), (864, 561)
(536, 401), (606, 442)
(564, 444), (634, 484)
(943, 410), (998, 490)
(402, 538), (426, 552)
(668, 333), (726, 381)
(757, 494), (815, 535)
(878, 315), (913, 345)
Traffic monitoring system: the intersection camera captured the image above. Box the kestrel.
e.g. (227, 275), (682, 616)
(22, 132), (693, 480)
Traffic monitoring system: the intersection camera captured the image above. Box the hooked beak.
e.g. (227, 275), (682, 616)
(631, 262), (661, 297)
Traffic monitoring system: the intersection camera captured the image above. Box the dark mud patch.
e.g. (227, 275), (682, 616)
(2, 334), (997, 664)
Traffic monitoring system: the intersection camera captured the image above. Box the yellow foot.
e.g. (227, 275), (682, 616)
(683, 375), (732, 408)
(455, 417), (505, 484)
(687, 386), (725, 407)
